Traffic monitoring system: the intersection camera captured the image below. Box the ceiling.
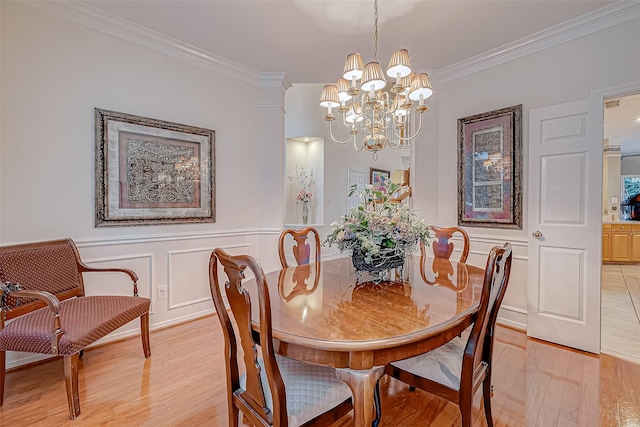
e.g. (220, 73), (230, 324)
(84, 0), (614, 84)
(74, 1), (638, 144)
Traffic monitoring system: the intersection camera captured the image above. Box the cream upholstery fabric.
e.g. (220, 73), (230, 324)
(390, 328), (471, 391)
(240, 355), (352, 426)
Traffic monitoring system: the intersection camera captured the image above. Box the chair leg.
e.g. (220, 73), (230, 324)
(373, 381), (382, 427)
(459, 387), (472, 427)
(140, 312), (151, 358)
(64, 354), (81, 419)
(229, 404), (240, 426)
(0, 350), (5, 406)
(483, 377), (494, 427)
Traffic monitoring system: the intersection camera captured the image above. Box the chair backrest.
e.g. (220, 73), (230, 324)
(424, 226), (470, 263)
(278, 227), (321, 268)
(209, 248), (287, 426)
(0, 239), (85, 319)
(461, 243), (512, 381)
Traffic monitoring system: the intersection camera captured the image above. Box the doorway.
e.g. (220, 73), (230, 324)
(601, 92), (640, 364)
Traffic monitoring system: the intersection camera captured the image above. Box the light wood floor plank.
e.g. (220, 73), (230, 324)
(1, 317), (640, 426)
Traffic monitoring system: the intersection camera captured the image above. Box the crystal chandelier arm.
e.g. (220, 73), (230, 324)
(393, 112), (424, 142)
(327, 119), (356, 145)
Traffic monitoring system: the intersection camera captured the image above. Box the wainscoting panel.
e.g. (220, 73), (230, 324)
(168, 243), (252, 310)
(167, 247), (217, 310)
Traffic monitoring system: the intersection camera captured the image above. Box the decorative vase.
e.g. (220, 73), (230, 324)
(302, 201), (309, 224)
(351, 248), (405, 272)
(351, 245), (406, 285)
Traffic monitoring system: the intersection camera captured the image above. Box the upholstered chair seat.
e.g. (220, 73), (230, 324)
(0, 295), (149, 355)
(241, 354), (352, 427)
(388, 328), (472, 391)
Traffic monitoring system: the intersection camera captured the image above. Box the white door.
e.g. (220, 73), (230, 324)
(348, 169), (366, 211)
(527, 97), (603, 353)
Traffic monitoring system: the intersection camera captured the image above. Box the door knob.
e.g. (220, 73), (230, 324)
(532, 231), (543, 239)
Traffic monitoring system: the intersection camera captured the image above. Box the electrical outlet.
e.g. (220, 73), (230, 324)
(157, 285), (167, 300)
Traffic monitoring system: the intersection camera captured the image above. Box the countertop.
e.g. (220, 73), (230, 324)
(602, 219), (640, 224)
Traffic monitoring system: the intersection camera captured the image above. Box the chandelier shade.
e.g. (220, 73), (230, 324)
(408, 73), (434, 102)
(319, 0), (433, 160)
(343, 52), (364, 81)
(387, 49), (412, 79)
(336, 78), (352, 102)
(319, 85), (340, 109)
(361, 62), (387, 91)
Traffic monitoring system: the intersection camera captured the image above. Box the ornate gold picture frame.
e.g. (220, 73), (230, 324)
(95, 109), (215, 226)
(458, 105), (522, 229)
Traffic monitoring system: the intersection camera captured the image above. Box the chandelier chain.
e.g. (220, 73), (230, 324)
(373, 0), (378, 60)
(318, 0), (434, 159)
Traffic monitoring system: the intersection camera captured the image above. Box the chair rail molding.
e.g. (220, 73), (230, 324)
(68, 227), (281, 249)
(167, 243), (251, 311)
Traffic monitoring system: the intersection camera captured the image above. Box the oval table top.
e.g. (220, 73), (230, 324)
(245, 255), (485, 427)
(250, 256), (485, 357)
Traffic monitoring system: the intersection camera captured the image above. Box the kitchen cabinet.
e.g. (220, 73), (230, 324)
(602, 225), (611, 261)
(602, 223), (640, 262)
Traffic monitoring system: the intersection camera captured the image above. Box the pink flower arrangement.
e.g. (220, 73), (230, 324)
(289, 165), (315, 204)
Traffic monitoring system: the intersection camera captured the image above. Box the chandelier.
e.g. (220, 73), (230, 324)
(319, 0), (433, 160)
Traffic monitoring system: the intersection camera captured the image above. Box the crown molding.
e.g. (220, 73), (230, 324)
(24, 0), (273, 87)
(439, 1), (640, 83)
(261, 72), (292, 91)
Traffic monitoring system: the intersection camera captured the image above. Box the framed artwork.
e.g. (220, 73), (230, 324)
(457, 104), (522, 229)
(370, 168), (391, 192)
(95, 108), (215, 226)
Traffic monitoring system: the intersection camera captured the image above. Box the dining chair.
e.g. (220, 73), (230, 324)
(209, 248), (352, 426)
(422, 225), (470, 263)
(384, 242), (512, 427)
(278, 227), (321, 268)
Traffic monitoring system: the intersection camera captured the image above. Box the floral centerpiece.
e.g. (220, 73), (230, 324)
(289, 165), (315, 224)
(324, 183), (431, 276)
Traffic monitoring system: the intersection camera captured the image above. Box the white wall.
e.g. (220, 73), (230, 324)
(3, 1), (640, 367)
(436, 16), (640, 328)
(0, 2), (285, 368)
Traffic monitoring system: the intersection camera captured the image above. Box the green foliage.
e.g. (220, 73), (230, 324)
(324, 184), (430, 264)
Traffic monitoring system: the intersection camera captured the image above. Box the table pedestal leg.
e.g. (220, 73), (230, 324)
(336, 366), (385, 427)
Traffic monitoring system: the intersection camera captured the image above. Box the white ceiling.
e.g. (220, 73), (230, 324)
(84, 0), (614, 83)
(74, 0), (639, 144)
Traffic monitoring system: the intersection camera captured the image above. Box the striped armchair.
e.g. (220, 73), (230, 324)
(0, 238), (151, 419)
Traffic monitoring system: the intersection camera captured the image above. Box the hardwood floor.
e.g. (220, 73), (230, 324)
(1, 315), (639, 426)
(601, 264), (640, 364)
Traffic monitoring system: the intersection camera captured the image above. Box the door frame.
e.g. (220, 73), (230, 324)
(593, 80), (640, 349)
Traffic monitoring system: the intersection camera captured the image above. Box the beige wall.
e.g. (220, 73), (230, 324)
(2, 1), (640, 367)
(0, 2), (285, 368)
(434, 16), (640, 328)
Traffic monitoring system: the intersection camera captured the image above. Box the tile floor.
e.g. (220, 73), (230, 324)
(601, 263), (640, 364)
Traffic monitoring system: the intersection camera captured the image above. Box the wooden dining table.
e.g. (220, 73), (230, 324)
(247, 255), (485, 427)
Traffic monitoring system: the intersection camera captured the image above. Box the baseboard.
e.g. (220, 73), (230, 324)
(601, 348), (640, 365)
(497, 305), (527, 331)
